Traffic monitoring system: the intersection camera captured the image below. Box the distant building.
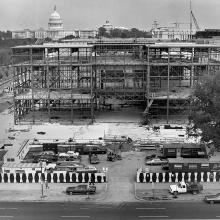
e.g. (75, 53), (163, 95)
(102, 20), (114, 33)
(75, 30), (97, 38)
(12, 6), (95, 40)
(12, 29), (35, 39)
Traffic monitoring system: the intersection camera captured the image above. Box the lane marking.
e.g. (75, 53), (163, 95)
(61, 216), (90, 218)
(0, 208), (18, 210)
(0, 216), (14, 218)
(139, 216), (168, 218)
(136, 208), (166, 210)
(80, 208), (90, 210)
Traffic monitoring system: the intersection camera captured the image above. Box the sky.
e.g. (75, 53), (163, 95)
(0, 0), (220, 31)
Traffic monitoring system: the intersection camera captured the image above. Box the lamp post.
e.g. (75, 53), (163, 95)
(103, 167), (108, 182)
(40, 161), (44, 198)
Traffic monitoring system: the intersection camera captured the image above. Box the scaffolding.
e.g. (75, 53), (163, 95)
(12, 41), (220, 124)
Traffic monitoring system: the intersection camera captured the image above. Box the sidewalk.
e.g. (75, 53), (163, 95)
(0, 183), (107, 202)
(135, 182), (220, 202)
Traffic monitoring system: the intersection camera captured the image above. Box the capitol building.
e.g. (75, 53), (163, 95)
(12, 6), (97, 40)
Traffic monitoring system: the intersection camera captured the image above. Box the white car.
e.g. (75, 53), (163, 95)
(145, 158), (167, 166)
(67, 151), (79, 157)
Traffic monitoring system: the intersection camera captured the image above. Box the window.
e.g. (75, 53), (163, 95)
(174, 164), (182, 169)
(189, 164), (197, 169)
(201, 163), (209, 168)
(168, 149), (176, 153)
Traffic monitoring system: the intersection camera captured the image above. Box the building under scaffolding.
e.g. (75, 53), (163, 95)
(12, 40), (220, 124)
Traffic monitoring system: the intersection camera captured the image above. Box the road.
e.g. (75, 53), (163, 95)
(0, 201), (219, 220)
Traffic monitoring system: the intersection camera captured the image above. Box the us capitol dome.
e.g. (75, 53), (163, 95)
(48, 6), (63, 30)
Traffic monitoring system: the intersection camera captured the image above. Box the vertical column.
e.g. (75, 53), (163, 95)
(30, 48), (35, 124)
(166, 47), (170, 124)
(143, 173), (146, 183)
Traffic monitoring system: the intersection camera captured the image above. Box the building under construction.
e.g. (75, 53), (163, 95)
(12, 39), (220, 124)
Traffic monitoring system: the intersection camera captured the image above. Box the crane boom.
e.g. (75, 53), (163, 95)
(191, 11), (200, 31)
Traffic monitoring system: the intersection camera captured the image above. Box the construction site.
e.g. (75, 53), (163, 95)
(11, 39), (220, 125)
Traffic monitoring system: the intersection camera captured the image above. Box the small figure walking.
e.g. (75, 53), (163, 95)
(45, 180), (49, 189)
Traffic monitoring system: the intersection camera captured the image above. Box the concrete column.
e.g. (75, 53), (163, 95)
(63, 172), (66, 183)
(8, 173), (10, 183)
(162, 173), (166, 182)
(51, 173), (54, 183)
(201, 172), (204, 182)
(182, 172), (185, 181)
(194, 172), (197, 182)
(88, 173), (91, 183)
(76, 173), (79, 182)
(20, 173), (23, 183)
(207, 172), (210, 182)
(213, 172), (217, 182)
(32, 172), (35, 183)
(156, 173), (159, 183)
(143, 173), (146, 183)
(175, 173), (178, 182)
(188, 173), (191, 182)
(149, 173), (153, 182)
(169, 173), (172, 182)
(82, 173), (85, 183)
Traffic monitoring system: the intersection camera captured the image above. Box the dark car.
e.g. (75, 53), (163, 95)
(204, 193), (220, 204)
(66, 184), (96, 195)
(89, 154), (100, 164)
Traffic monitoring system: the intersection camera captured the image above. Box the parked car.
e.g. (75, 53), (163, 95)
(66, 184), (96, 195)
(145, 158), (167, 166)
(204, 193), (220, 204)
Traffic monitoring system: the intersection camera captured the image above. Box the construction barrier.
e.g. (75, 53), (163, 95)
(136, 169), (219, 183)
(0, 171), (106, 183)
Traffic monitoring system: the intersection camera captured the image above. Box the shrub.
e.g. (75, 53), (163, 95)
(203, 172), (208, 182)
(28, 173), (33, 183)
(184, 172), (189, 182)
(139, 173), (144, 182)
(59, 173), (64, 183)
(47, 173), (51, 183)
(158, 173), (163, 182)
(34, 173), (39, 183)
(3, 173), (8, 183)
(197, 172), (201, 182)
(9, 173), (14, 183)
(190, 172), (195, 182)
(22, 173), (27, 183)
(16, 173), (20, 183)
(72, 173), (76, 183)
(145, 173), (150, 182)
(78, 173), (83, 183)
(53, 173), (58, 183)
(66, 172), (70, 183)
(152, 173), (157, 182)
(178, 172), (182, 182)
(84, 173), (89, 183)
(90, 173), (95, 183)
(97, 175), (102, 183)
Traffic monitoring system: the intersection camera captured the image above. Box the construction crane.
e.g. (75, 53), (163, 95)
(190, 0), (200, 34)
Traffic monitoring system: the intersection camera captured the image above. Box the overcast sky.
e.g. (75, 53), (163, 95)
(0, 0), (220, 31)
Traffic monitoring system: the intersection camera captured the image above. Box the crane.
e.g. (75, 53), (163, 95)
(190, 0), (200, 33)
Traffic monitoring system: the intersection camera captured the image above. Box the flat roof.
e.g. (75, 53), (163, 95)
(163, 143), (202, 149)
(12, 42), (220, 49)
(168, 158), (209, 163)
(12, 43), (93, 49)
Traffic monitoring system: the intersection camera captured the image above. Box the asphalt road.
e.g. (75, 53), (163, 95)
(0, 201), (220, 220)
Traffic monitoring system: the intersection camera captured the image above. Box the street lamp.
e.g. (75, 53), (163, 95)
(39, 161), (44, 198)
(102, 167), (108, 182)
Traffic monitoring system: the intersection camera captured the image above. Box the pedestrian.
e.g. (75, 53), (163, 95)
(45, 180), (49, 189)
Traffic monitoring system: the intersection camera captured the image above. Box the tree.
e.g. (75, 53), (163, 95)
(98, 27), (107, 37)
(187, 73), (220, 150)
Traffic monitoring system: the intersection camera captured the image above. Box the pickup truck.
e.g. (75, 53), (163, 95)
(169, 181), (203, 196)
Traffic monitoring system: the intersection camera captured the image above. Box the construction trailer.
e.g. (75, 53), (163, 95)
(12, 40), (220, 124)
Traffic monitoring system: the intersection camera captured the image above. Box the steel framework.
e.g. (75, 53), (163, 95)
(12, 41), (220, 124)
